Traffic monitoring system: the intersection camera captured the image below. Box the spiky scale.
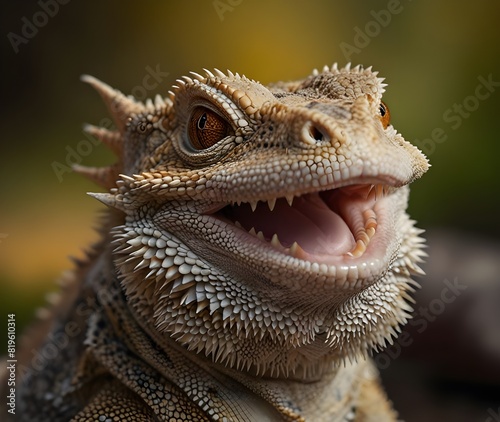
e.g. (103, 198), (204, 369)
(80, 74), (145, 132)
(73, 163), (121, 189)
(83, 124), (122, 156)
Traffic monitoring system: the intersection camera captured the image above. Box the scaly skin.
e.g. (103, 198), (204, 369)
(7, 63), (428, 421)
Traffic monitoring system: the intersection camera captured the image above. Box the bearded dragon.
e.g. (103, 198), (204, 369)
(6, 63), (428, 421)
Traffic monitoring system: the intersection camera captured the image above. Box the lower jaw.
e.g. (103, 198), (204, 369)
(227, 207), (392, 266)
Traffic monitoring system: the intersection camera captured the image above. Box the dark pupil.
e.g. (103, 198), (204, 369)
(197, 113), (207, 130)
(379, 104), (386, 116)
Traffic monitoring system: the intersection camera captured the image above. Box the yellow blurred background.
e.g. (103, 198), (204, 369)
(1, 1), (499, 420)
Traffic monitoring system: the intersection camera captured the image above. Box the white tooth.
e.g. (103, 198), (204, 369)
(271, 234), (282, 248)
(347, 266), (359, 282)
(366, 184), (374, 199)
(256, 231), (265, 241)
(362, 208), (376, 219)
(236, 200), (242, 206)
(249, 227), (257, 236)
(357, 231), (370, 244)
(267, 198), (276, 211)
(287, 242), (309, 260)
(363, 209), (378, 232)
(234, 221), (243, 228)
(347, 240), (366, 258)
(250, 201), (258, 212)
(285, 195), (294, 207)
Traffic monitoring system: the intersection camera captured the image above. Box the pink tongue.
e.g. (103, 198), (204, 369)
(227, 193), (355, 255)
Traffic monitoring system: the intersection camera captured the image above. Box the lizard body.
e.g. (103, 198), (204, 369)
(6, 63), (428, 421)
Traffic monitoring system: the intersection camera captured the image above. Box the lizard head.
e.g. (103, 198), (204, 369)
(82, 64), (429, 380)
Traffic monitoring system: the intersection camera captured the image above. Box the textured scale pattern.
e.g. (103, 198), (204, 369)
(4, 63), (428, 421)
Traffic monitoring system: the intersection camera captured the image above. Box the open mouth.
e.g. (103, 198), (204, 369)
(212, 184), (392, 265)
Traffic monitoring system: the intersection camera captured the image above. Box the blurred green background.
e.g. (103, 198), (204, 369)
(1, 1), (499, 420)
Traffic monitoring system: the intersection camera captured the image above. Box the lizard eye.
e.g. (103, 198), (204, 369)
(188, 106), (231, 150)
(378, 101), (390, 129)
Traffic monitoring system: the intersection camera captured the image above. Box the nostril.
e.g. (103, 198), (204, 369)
(301, 122), (329, 145)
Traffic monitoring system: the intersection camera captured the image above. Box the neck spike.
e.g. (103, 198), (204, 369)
(73, 163), (121, 189)
(81, 74), (145, 132)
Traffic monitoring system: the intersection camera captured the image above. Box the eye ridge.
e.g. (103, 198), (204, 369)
(188, 106), (231, 150)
